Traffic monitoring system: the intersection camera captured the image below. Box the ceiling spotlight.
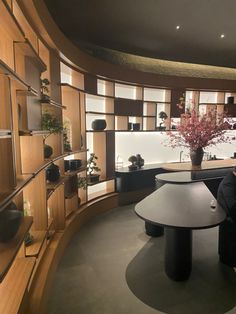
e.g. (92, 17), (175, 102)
(176, 25), (180, 30)
(220, 34), (225, 38)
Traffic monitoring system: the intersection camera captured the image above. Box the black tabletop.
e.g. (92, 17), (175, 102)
(135, 182), (226, 230)
(156, 168), (233, 184)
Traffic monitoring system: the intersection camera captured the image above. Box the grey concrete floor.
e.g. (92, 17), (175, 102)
(46, 204), (236, 314)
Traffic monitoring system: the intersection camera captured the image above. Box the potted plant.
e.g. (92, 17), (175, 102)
(77, 176), (87, 206)
(166, 95), (233, 166)
(158, 111), (168, 130)
(87, 153), (101, 183)
(40, 78), (50, 101)
(42, 112), (63, 158)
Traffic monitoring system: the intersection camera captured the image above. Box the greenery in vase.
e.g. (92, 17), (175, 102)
(87, 153), (101, 176)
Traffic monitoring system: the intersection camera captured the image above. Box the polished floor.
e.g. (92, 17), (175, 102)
(47, 204), (236, 314)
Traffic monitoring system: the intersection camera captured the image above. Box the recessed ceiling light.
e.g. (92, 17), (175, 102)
(176, 25), (180, 30)
(220, 34), (225, 38)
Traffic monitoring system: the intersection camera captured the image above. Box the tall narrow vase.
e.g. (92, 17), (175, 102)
(190, 148), (204, 166)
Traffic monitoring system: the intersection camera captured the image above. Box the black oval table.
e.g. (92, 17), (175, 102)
(135, 181), (226, 281)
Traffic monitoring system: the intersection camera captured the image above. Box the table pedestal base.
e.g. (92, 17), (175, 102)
(165, 228), (192, 281)
(145, 221), (164, 237)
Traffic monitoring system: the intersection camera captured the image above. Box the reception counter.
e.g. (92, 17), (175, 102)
(115, 159), (236, 204)
(161, 158), (236, 172)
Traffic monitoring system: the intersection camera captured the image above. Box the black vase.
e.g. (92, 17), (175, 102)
(227, 96), (234, 104)
(44, 144), (53, 158)
(0, 210), (22, 242)
(190, 148), (204, 166)
(69, 159), (82, 170)
(133, 123), (140, 131)
(91, 119), (107, 131)
(46, 163), (60, 182)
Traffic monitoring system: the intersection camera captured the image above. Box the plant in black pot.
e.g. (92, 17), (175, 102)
(158, 111), (168, 131)
(77, 176), (87, 206)
(42, 112), (63, 158)
(87, 153), (101, 183)
(40, 78), (50, 101)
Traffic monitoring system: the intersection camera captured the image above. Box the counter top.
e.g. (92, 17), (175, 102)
(161, 158), (236, 172)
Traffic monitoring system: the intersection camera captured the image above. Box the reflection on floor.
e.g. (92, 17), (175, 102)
(46, 204), (236, 314)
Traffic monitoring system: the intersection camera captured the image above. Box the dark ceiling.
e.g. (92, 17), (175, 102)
(44, 0), (236, 68)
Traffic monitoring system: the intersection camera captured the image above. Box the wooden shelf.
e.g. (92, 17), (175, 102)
(64, 165), (87, 177)
(25, 229), (47, 257)
(86, 111), (114, 116)
(40, 98), (66, 109)
(0, 216), (33, 282)
(47, 176), (66, 199)
(0, 0), (25, 41)
(14, 39), (47, 72)
(0, 256), (35, 314)
(87, 178), (113, 186)
(19, 129), (49, 136)
(0, 129), (11, 138)
(0, 59), (38, 96)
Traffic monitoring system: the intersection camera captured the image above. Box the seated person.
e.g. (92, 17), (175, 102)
(217, 167), (236, 222)
(217, 167), (236, 266)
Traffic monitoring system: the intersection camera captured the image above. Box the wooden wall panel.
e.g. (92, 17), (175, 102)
(23, 171), (47, 230)
(48, 184), (65, 230)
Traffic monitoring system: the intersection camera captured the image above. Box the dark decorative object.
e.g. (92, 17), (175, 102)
(190, 148), (204, 166)
(128, 155), (138, 171)
(133, 123), (140, 131)
(158, 111), (168, 130)
(69, 159), (82, 171)
(64, 160), (70, 172)
(136, 154), (144, 168)
(128, 122), (133, 130)
(91, 119), (107, 131)
(44, 144), (53, 158)
(0, 210), (22, 242)
(227, 96), (234, 104)
(87, 153), (101, 183)
(40, 78), (50, 101)
(46, 163), (60, 182)
(233, 123), (236, 130)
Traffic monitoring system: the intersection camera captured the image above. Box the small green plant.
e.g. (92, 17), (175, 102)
(42, 112), (63, 142)
(40, 78), (50, 95)
(87, 153), (101, 176)
(78, 176), (87, 190)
